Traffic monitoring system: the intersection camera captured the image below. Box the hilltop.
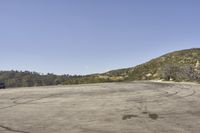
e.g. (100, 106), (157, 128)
(1, 48), (200, 87)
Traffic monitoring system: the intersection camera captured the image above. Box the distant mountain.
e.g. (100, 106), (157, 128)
(1, 48), (200, 88)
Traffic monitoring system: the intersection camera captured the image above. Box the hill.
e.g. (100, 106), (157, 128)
(1, 48), (200, 87)
(103, 48), (200, 82)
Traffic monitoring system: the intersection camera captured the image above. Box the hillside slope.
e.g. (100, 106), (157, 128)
(103, 48), (200, 82)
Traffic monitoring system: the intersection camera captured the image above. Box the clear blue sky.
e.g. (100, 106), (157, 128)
(0, 0), (200, 75)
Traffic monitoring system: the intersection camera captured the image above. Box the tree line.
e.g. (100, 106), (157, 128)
(0, 70), (112, 88)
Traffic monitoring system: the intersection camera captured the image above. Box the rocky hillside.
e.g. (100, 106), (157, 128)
(103, 48), (200, 82)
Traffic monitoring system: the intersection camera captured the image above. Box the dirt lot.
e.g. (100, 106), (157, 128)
(0, 81), (200, 133)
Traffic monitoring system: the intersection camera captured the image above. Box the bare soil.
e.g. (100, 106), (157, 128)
(0, 81), (200, 133)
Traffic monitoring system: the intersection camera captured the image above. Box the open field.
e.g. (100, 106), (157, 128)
(0, 81), (200, 133)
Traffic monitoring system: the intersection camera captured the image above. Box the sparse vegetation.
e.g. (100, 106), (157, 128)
(104, 48), (200, 83)
(160, 64), (200, 82)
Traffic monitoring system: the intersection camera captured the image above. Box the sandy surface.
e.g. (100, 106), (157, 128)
(0, 81), (200, 133)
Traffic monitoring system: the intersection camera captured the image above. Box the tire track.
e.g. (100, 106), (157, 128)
(0, 93), (64, 110)
(0, 125), (30, 133)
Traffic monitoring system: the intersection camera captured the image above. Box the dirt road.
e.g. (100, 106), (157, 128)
(0, 81), (200, 133)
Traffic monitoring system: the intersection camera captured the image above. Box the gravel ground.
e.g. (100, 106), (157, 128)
(0, 81), (200, 133)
